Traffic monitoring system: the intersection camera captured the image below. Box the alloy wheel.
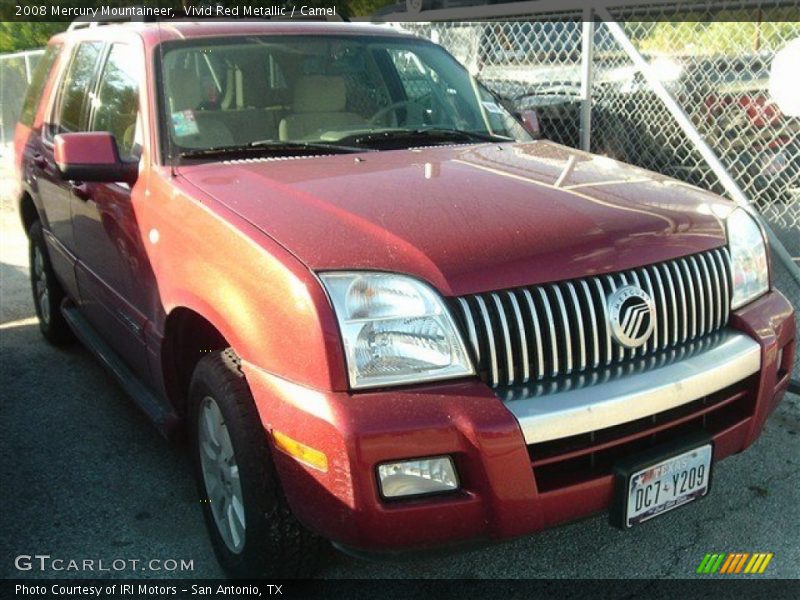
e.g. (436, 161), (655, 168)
(198, 395), (246, 553)
(33, 245), (50, 325)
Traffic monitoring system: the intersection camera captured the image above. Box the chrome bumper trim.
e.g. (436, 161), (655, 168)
(504, 330), (761, 444)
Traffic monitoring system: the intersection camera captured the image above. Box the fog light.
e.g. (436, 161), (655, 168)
(377, 456), (459, 499)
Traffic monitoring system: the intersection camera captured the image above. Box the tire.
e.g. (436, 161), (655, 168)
(188, 349), (325, 578)
(28, 221), (73, 345)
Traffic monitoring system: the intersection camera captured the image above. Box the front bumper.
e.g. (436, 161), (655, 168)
(242, 290), (795, 553)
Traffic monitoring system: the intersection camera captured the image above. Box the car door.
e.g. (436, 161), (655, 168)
(70, 42), (152, 382)
(34, 41), (104, 300)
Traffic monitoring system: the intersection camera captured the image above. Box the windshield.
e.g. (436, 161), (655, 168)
(158, 34), (529, 158)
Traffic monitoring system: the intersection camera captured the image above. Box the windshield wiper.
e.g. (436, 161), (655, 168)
(248, 139), (369, 153)
(177, 139), (365, 160)
(340, 128), (512, 149)
(177, 131), (509, 160)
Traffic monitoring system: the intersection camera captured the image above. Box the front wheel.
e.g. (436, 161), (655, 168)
(189, 349), (325, 578)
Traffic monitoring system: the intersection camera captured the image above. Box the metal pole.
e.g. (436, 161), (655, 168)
(0, 57), (6, 147)
(23, 52), (32, 83)
(598, 8), (800, 287)
(579, 10), (595, 152)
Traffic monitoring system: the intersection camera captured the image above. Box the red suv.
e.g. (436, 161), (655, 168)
(13, 21), (796, 578)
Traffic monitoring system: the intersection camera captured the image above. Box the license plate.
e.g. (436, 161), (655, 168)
(612, 440), (713, 529)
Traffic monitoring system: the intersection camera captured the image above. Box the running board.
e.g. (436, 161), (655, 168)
(61, 300), (179, 438)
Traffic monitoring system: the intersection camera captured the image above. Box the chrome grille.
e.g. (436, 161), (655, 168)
(454, 248), (732, 388)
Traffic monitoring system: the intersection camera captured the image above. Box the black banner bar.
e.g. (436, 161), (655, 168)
(4, 579), (800, 600)
(1, 1), (798, 23)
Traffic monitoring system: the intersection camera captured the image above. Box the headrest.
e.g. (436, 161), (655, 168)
(293, 75), (347, 113)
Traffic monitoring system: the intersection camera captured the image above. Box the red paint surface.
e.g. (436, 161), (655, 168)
(54, 132), (120, 167)
(180, 142), (731, 297)
(244, 291), (794, 552)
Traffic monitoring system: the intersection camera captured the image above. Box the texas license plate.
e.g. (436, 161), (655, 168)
(612, 441), (713, 528)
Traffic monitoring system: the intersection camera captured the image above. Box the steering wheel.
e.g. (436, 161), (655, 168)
(367, 99), (427, 126)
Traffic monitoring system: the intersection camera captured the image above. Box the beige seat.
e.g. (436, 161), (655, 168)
(279, 75), (366, 140)
(167, 66), (234, 148)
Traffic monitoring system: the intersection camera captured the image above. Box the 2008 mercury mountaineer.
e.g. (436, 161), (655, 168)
(13, 21), (796, 577)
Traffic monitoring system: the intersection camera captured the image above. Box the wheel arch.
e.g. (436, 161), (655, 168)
(19, 191), (39, 236)
(161, 305), (234, 418)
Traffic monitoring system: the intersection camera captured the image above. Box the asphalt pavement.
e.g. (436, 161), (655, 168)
(1, 178), (798, 580)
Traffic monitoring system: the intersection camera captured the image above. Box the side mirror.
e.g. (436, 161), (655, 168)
(54, 132), (138, 184)
(518, 109), (543, 140)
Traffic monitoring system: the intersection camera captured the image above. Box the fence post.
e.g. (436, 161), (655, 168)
(579, 9), (595, 152)
(597, 8), (800, 288)
(0, 57), (4, 147)
(23, 52), (32, 83)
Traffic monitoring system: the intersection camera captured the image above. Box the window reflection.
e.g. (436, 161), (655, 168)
(92, 44), (141, 160)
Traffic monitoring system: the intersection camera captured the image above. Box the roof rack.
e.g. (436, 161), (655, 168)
(67, 13), (155, 31)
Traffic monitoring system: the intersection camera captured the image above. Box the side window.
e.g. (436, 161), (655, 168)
(19, 44), (61, 127)
(90, 44), (141, 160)
(387, 48), (435, 101)
(52, 41), (103, 135)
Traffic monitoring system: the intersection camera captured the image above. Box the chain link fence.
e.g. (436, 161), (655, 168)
(399, 15), (799, 222)
(0, 49), (44, 154)
(395, 4), (800, 382)
(399, 12), (800, 225)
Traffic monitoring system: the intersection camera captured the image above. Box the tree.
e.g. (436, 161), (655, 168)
(0, 23), (67, 53)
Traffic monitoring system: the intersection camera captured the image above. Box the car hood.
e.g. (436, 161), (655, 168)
(178, 141), (732, 296)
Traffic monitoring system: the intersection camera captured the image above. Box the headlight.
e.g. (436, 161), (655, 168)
(319, 272), (474, 389)
(727, 208), (769, 310)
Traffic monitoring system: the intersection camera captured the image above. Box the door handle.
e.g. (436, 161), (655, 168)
(70, 182), (92, 201)
(32, 153), (47, 169)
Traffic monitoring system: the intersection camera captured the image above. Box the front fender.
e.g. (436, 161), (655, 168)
(141, 171), (348, 392)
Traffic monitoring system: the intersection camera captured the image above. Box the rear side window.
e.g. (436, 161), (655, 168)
(19, 44), (61, 127)
(91, 44), (141, 160)
(52, 41), (103, 134)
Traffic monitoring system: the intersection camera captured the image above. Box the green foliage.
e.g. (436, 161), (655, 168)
(0, 22), (67, 53)
(346, 0), (397, 17)
(632, 21), (800, 55)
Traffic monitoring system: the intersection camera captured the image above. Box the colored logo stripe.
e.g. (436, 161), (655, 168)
(722, 553), (749, 573)
(747, 553), (773, 574)
(696, 553), (726, 573)
(697, 553), (773, 574)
